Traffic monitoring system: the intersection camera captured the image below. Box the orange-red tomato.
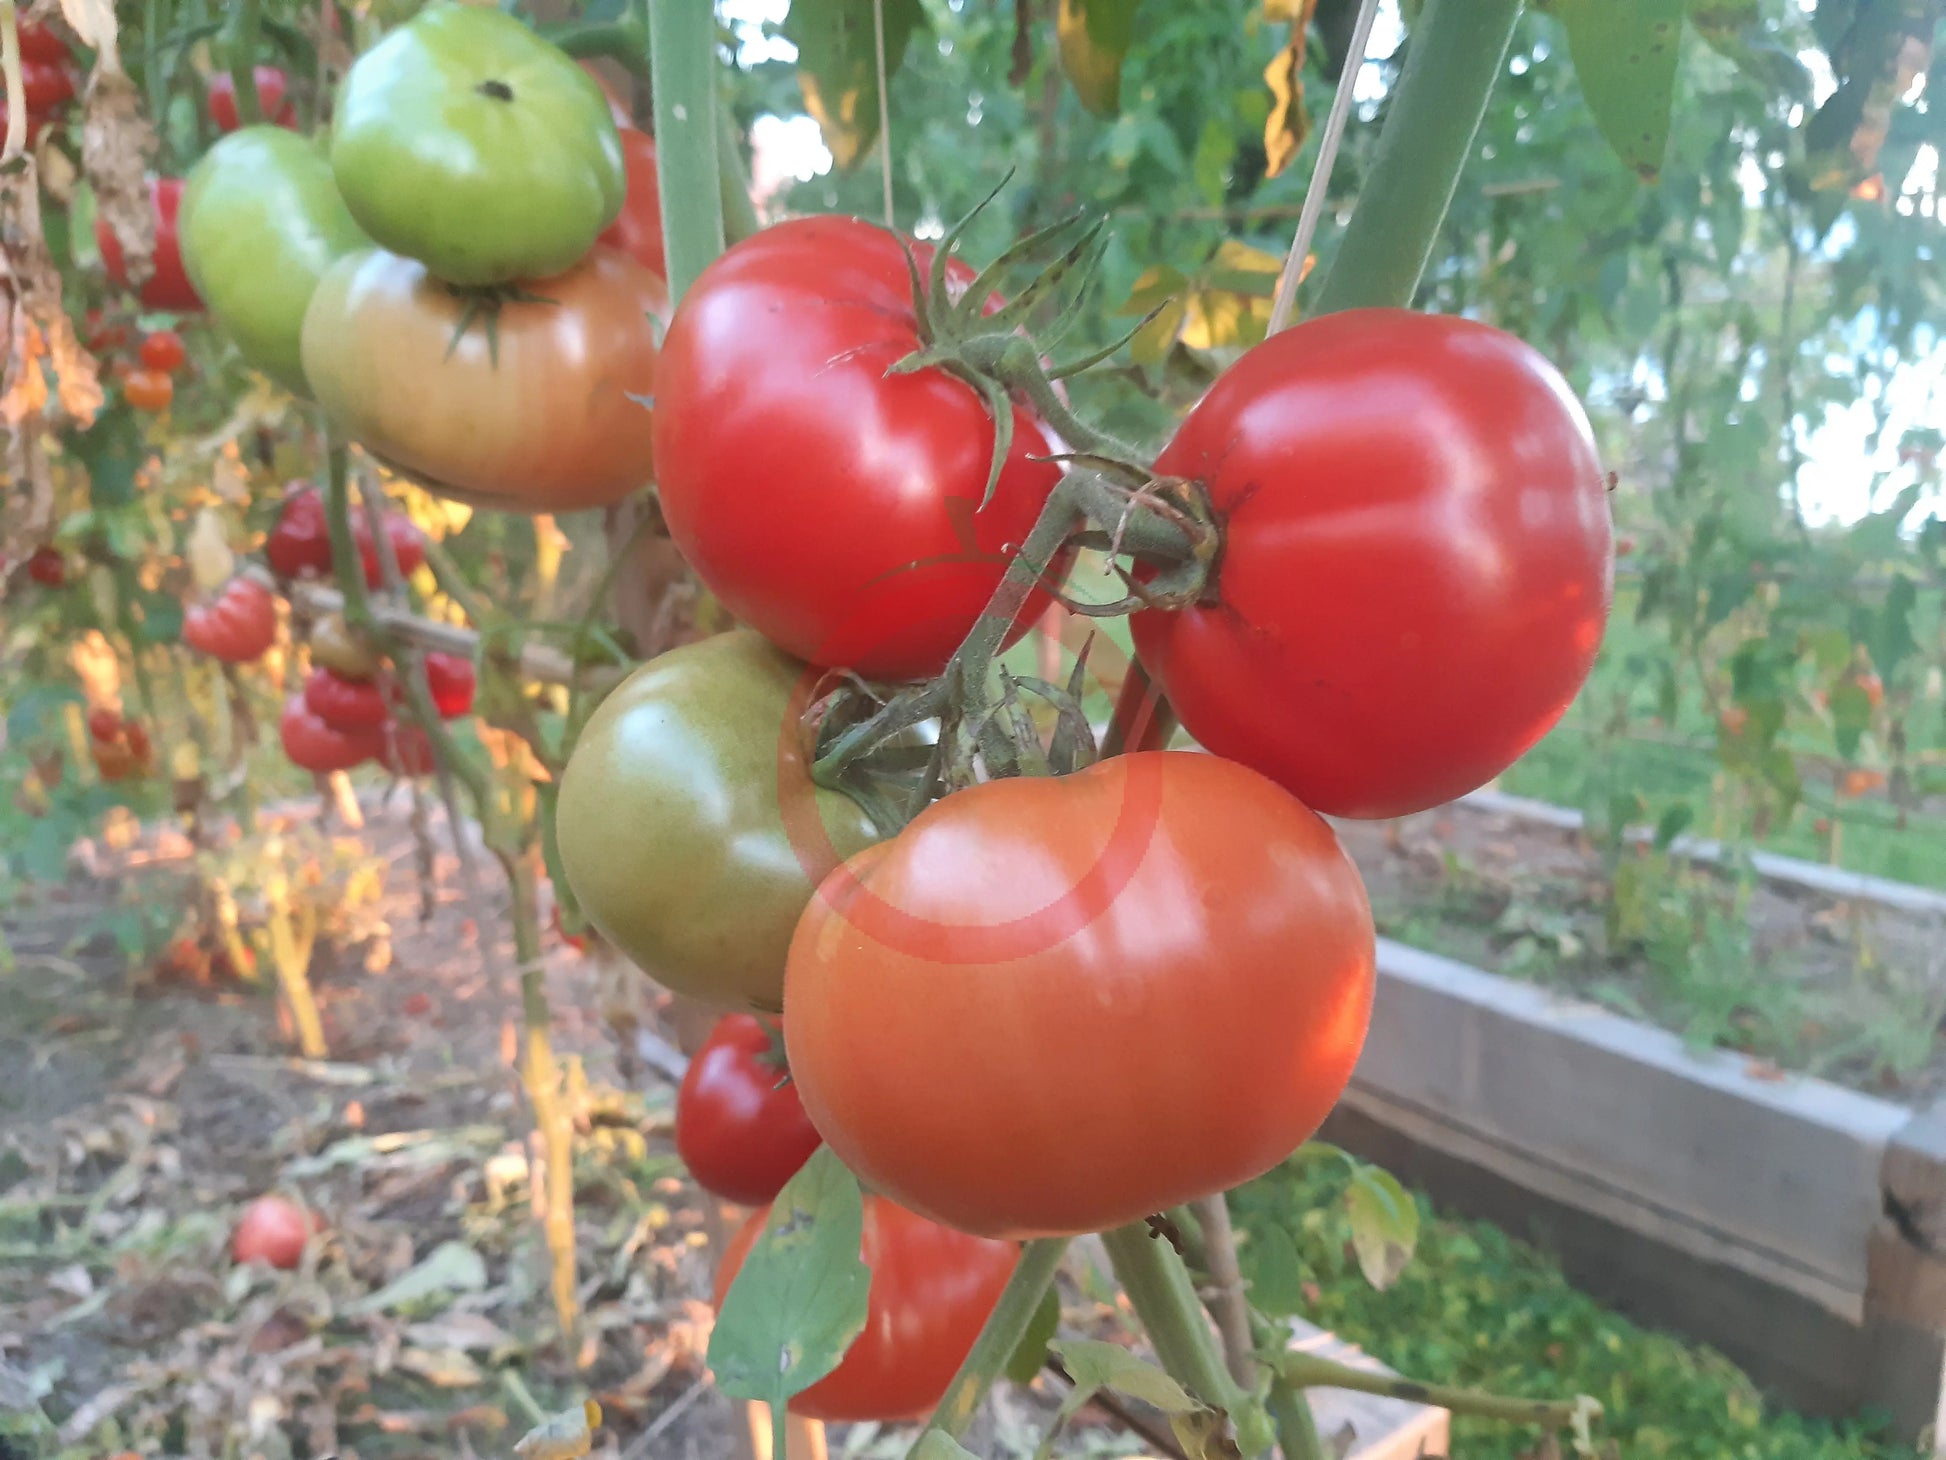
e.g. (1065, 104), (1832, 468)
(231, 1195), (317, 1269)
(124, 367), (174, 412)
(139, 330), (188, 373)
(714, 1195), (1018, 1422)
(596, 127), (664, 280)
(301, 246), (666, 513)
(182, 577), (278, 663)
(785, 751), (1376, 1239)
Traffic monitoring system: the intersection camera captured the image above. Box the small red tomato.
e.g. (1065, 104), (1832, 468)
(280, 697), (383, 773)
(231, 1195), (317, 1270)
(596, 127), (664, 280)
(96, 178), (204, 313)
(183, 577), (278, 663)
(206, 66), (297, 131)
(420, 651), (476, 718)
(85, 310), (133, 356)
(92, 739), (139, 782)
(22, 59), (76, 119)
(715, 1195), (1019, 1422)
(354, 511), (427, 585)
(303, 667), (392, 730)
(26, 546), (65, 587)
(265, 487), (333, 580)
(677, 1014), (823, 1205)
(18, 21), (70, 63)
(124, 367), (174, 413)
(375, 721), (437, 777)
(139, 330), (187, 373)
(124, 721), (154, 770)
(87, 707), (123, 742)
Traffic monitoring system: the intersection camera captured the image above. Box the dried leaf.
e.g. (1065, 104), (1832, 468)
(1262, 1), (1318, 179)
(188, 509), (237, 591)
(81, 69), (157, 286)
(397, 1347), (486, 1388)
(58, 0), (119, 66)
(514, 1399), (601, 1460)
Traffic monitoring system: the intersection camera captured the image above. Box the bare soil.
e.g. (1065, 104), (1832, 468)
(1335, 799), (1946, 1102)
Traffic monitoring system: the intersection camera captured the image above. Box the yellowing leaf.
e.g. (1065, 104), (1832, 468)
(513, 1400), (601, 1460)
(1057, 0), (1141, 117)
(59, 0), (118, 60)
(1261, 0), (1317, 177)
(187, 509), (236, 592)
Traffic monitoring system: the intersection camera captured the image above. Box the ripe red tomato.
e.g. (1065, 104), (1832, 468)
(22, 59), (76, 118)
(786, 751), (1375, 1239)
(206, 66), (297, 131)
(96, 179), (204, 313)
(302, 246), (666, 513)
(595, 127), (664, 280)
(714, 1195), (1018, 1422)
(264, 486), (426, 586)
(231, 1195), (317, 1269)
(1130, 310), (1613, 820)
(652, 216), (1064, 678)
(358, 510), (426, 584)
(123, 368), (174, 413)
(85, 310), (132, 356)
(18, 21), (69, 63)
(87, 707), (123, 743)
(183, 577), (277, 663)
(375, 721), (436, 777)
(676, 1014), (822, 1205)
(138, 330), (187, 373)
(280, 697), (382, 772)
(420, 651), (476, 718)
(26, 546), (65, 587)
(304, 667), (391, 730)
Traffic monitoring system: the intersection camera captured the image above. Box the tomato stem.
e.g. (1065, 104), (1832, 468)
(1309, 0), (1520, 315)
(648, 0), (725, 301)
(1275, 1351), (1601, 1432)
(912, 1236), (1069, 1448)
(1099, 656), (1177, 757)
(322, 441), (374, 635)
(1268, 1384), (1328, 1460)
(223, 0), (265, 127)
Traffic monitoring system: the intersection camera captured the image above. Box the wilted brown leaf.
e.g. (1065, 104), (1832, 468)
(82, 68), (157, 286)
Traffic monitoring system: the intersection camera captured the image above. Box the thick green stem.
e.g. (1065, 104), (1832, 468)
(649, 0), (725, 302)
(914, 1237), (1069, 1447)
(1099, 1225), (1240, 1414)
(1277, 1352), (1598, 1430)
(1268, 1384), (1328, 1460)
(323, 443), (373, 633)
(1310, 0), (1519, 315)
(718, 101), (762, 245)
(224, 0), (264, 127)
(546, 15), (650, 73)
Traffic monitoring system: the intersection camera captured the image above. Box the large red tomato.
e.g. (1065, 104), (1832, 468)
(676, 1014), (822, 1206)
(18, 21), (69, 63)
(714, 1195), (1018, 1422)
(280, 697), (382, 772)
(182, 577), (277, 663)
(595, 127), (664, 280)
(652, 216), (1063, 679)
(1130, 310), (1612, 820)
(302, 247), (665, 512)
(96, 179), (204, 313)
(304, 668), (391, 730)
(785, 751), (1374, 1239)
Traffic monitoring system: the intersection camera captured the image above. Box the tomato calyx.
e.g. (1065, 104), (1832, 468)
(441, 281), (561, 368)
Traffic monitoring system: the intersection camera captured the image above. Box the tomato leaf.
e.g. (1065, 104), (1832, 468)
(1004, 1283), (1063, 1386)
(1056, 0), (1142, 117)
(910, 1435), (980, 1460)
(1828, 681), (1874, 760)
(1801, 0), (1935, 190)
(1543, 0), (1685, 181)
(707, 1148), (870, 1417)
(1051, 1338), (1198, 1414)
(1652, 802), (1694, 852)
(1261, 0), (1318, 178)
(1344, 1163), (1418, 1291)
(784, 0), (926, 170)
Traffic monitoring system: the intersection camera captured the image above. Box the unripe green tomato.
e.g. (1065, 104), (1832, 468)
(181, 127), (370, 395)
(329, 3), (624, 287)
(555, 632), (879, 1013)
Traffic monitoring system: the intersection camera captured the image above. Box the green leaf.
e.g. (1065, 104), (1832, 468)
(22, 817), (71, 884)
(1866, 576), (1920, 677)
(1652, 802), (1695, 851)
(1345, 1164), (1419, 1291)
(345, 1241), (488, 1316)
(784, 0), (926, 170)
(1005, 1283), (1063, 1385)
(1829, 681), (1874, 759)
(1549, 0), (1685, 181)
(707, 1148), (870, 1415)
(1235, 1218), (1306, 1318)
(1689, 0), (1812, 100)
(1049, 1338), (1199, 1413)
(1057, 0), (1142, 117)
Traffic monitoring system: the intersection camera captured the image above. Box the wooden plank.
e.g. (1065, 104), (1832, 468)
(1452, 787), (1946, 917)
(1350, 939), (1909, 1321)
(1290, 1319), (1450, 1460)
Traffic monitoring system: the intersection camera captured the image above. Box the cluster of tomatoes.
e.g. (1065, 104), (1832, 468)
(18, 19), (78, 141)
(173, 6), (665, 514)
(550, 169), (1613, 1420)
(82, 321), (190, 414)
(86, 706), (156, 783)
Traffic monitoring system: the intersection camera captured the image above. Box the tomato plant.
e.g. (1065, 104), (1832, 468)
(1131, 310), (1613, 821)
(23, 59), (76, 122)
(181, 127), (371, 394)
(420, 652), (475, 718)
(96, 179), (204, 313)
(304, 668), (391, 730)
(715, 1194), (1018, 1422)
(676, 1014), (822, 1205)
(328, 5), (624, 287)
(556, 631), (880, 1012)
(308, 614), (384, 678)
(206, 66), (297, 131)
(375, 722), (436, 777)
(264, 487), (425, 585)
(652, 217), (1064, 679)
(26, 547), (65, 587)
(138, 331), (187, 373)
(785, 751), (1375, 1238)
(301, 247), (665, 512)
(231, 1195), (316, 1269)
(182, 577), (278, 664)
